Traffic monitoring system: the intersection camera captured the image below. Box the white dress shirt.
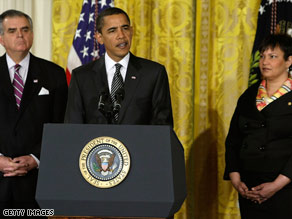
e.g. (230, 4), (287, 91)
(7, 53), (30, 84)
(105, 52), (130, 92)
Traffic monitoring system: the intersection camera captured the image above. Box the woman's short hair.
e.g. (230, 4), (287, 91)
(259, 34), (292, 60)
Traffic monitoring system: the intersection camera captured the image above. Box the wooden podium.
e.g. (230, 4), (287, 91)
(37, 124), (186, 218)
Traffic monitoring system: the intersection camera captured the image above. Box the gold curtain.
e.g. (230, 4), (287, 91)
(194, 0), (261, 218)
(51, 0), (261, 218)
(52, 0), (82, 69)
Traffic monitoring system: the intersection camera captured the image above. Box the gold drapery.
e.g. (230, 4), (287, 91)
(51, 0), (261, 218)
(52, 0), (82, 69)
(194, 1), (261, 218)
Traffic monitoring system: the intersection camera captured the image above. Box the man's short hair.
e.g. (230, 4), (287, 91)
(0, 9), (33, 35)
(96, 7), (130, 33)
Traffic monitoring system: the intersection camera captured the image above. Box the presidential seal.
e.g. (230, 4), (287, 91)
(79, 136), (130, 188)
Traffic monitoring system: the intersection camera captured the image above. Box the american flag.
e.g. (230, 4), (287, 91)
(65, 0), (113, 84)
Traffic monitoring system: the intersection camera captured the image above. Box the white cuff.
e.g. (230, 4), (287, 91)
(30, 154), (40, 168)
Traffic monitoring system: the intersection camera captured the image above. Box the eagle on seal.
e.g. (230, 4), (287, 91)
(96, 150), (116, 175)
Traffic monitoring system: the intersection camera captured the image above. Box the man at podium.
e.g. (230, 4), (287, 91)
(65, 7), (173, 126)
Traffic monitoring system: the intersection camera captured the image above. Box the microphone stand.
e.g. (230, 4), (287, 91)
(98, 90), (113, 124)
(112, 88), (125, 124)
(98, 88), (125, 124)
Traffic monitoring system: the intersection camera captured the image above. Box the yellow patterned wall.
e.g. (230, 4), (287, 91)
(52, 0), (82, 69)
(52, 0), (261, 218)
(195, 0), (261, 219)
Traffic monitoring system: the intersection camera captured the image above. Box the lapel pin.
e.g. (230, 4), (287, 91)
(33, 79), (38, 83)
(288, 102), (292, 106)
(131, 76), (136, 80)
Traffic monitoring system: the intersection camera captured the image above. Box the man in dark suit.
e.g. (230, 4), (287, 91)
(0, 10), (68, 214)
(65, 7), (173, 126)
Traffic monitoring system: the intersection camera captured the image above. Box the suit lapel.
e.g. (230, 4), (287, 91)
(19, 54), (42, 113)
(0, 55), (16, 105)
(118, 53), (142, 123)
(92, 56), (109, 93)
(241, 82), (266, 119)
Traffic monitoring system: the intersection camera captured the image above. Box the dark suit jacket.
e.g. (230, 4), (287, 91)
(224, 82), (292, 184)
(65, 53), (173, 126)
(0, 53), (68, 203)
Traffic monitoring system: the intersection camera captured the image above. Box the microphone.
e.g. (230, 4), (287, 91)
(98, 89), (109, 113)
(113, 88), (125, 113)
(98, 88), (114, 124)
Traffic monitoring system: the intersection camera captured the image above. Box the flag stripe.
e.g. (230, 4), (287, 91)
(65, 0), (113, 85)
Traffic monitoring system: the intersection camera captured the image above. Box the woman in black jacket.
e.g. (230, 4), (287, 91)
(224, 34), (292, 218)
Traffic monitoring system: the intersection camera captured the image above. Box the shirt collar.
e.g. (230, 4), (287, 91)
(105, 52), (130, 71)
(256, 78), (292, 111)
(6, 53), (30, 71)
